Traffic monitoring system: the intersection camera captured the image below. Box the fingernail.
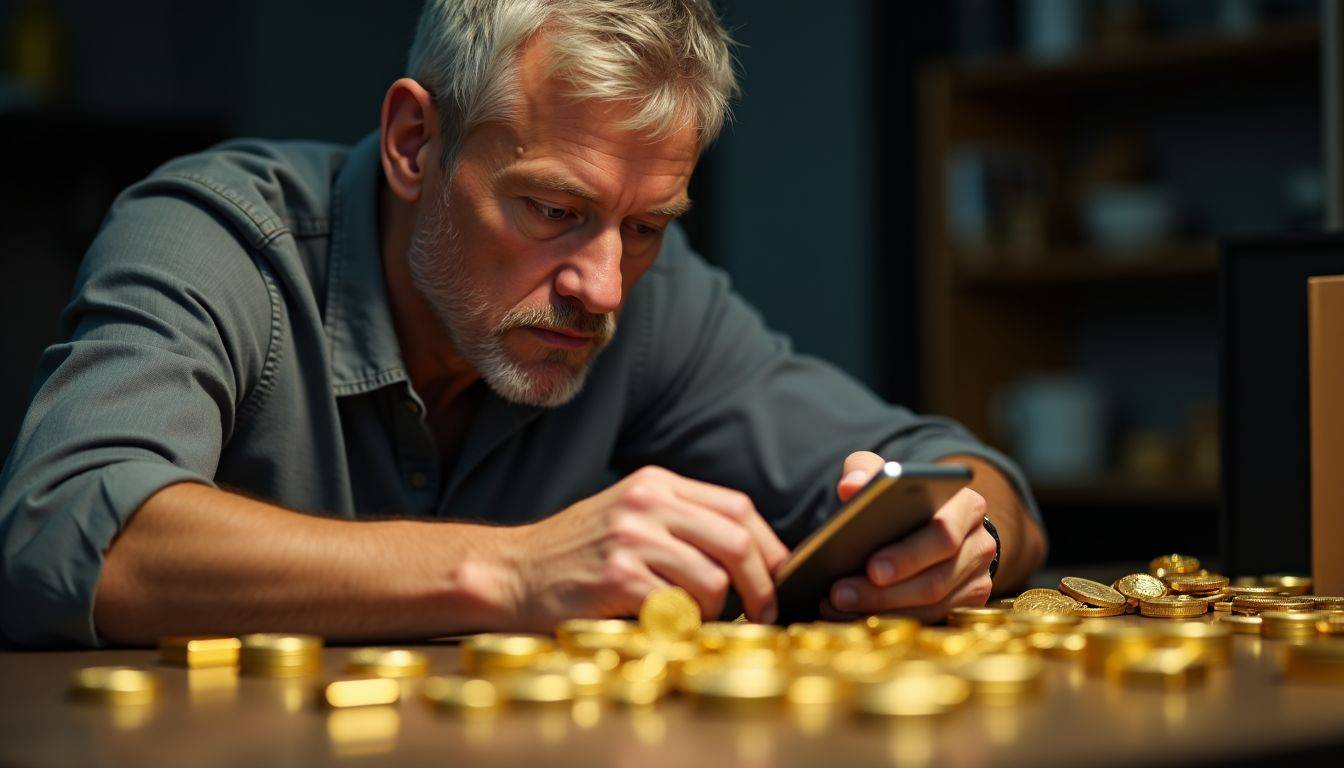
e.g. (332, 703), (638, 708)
(872, 559), (894, 585)
(834, 585), (858, 610)
(843, 471), (866, 486)
(762, 602), (778, 624)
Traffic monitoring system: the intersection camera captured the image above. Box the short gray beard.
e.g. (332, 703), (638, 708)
(406, 185), (617, 408)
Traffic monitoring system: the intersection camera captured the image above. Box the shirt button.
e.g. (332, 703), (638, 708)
(404, 398), (422, 415)
(409, 471), (429, 490)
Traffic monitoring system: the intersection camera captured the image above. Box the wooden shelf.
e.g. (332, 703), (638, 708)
(1031, 476), (1219, 508)
(941, 21), (1318, 99)
(954, 243), (1217, 288)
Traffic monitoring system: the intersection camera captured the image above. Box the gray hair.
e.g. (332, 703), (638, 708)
(406, 0), (738, 166)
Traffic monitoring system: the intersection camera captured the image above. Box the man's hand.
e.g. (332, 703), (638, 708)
(823, 451), (998, 623)
(508, 466), (789, 627)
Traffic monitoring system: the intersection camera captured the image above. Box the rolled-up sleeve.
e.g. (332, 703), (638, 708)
(617, 227), (1041, 548)
(0, 188), (274, 647)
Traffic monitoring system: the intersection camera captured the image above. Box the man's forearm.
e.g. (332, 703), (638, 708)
(936, 455), (1046, 594)
(93, 483), (520, 645)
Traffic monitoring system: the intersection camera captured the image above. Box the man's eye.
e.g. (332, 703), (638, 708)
(527, 198), (569, 221)
(627, 221), (660, 237)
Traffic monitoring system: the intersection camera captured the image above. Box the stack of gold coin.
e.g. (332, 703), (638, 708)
(852, 662), (970, 717)
(1228, 584), (1280, 598)
(1154, 622), (1233, 665)
(1030, 631), (1087, 659)
(320, 676), (401, 708)
(1059, 577), (1127, 617)
(495, 671), (574, 703)
(678, 657), (789, 704)
(787, 622), (872, 651)
(607, 653), (671, 705)
(239, 634), (323, 677)
(158, 636), (241, 668)
(1138, 595), (1207, 619)
(1284, 641), (1344, 683)
(914, 627), (980, 658)
(1318, 613), (1344, 636)
(1311, 596), (1344, 611)
(1082, 624), (1156, 675)
(1260, 611), (1324, 641)
(70, 666), (159, 706)
(1115, 648), (1209, 689)
(555, 619), (640, 656)
(423, 675), (498, 711)
(460, 634), (554, 677)
(345, 648), (429, 678)
(639, 587), (702, 641)
(1010, 613), (1080, 634)
(959, 654), (1044, 704)
(1165, 572), (1229, 595)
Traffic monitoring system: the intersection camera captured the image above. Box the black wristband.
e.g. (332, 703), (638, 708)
(982, 515), (1001, 579)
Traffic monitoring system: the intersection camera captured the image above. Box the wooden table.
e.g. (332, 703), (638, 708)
(3, 621), (1344, 768)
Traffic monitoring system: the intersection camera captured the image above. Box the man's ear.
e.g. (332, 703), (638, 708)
(379, 78), (441, 204)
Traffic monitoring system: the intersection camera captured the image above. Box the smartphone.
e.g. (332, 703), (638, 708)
(720, 462), (974, 623)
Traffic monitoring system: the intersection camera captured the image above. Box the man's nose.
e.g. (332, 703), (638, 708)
(555, 227), (623, 315)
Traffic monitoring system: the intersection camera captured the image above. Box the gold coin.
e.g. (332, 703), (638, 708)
(1012, 589), (1083, 615)
(853, 665), (970, 717)
(1311, 596), (1344, 611)
(947, 606), (1010, 627)
(461, 634), (554, 675)
(158, 636), (241, 668)
(959, 654), (1044, 703)
(866, 615), (921, 648)
(321, 676), (401, 708)
(1009, 613), (1080, 633)
(1155, 622), (1233, 665)
(1227, 585), (1281, 597)
(496, 671), (574, 703)
(679, 663), (789, 700)
(345, 648), (430, 678)
(786, 674), (845, 706)
(697, 622), (783, 654)
(1216, 614), (1262, 634)
(1261, 574), (1313, 595)
(70, 666), (159, 706)
(640, 586), (702, 641)
(1233, 595), (1315, 615)
(239, 634), (323, 677)
(1115, 574), (1167, 602)
(1284, 641), (1344, 684)
(915, 627), (980, 657)
(787, 622), (872, 651)
(1081, 625), (1156, 674)
(1261, 611), (1324, 640)
(1030, 631), (1086, 659)
(556, 619), (639, 650)
(1165, 573), (1230, 594)
(423, 675), (498, 710)
(1072, 603), (1125, 618)
(1318, 613), (1344, 636)
(1149, 554), (1201, 575)
(1138, 595), (1207, 618)
(1213, 601), (1233, 613)
(1059, 577), (1126, 609)
(1116, 648), (1208, 689)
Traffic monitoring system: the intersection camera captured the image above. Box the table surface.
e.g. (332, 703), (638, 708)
(3, 618), (1344, 768)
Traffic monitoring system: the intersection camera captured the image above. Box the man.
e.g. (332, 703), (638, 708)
(0, 0), (1045, 647)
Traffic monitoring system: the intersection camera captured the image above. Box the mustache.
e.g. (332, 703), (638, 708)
(497, 301), (616, 341)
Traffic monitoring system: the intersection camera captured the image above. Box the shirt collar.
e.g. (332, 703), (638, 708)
(325, 131), (409, 396)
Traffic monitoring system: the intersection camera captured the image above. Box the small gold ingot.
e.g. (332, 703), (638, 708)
(158, 636), (241, 668)
(321, 676), (401, 708)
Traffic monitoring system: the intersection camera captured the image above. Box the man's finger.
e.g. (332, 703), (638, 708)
(831, 519), (994, 613)
(864, 488), (985, 587)
(638, 529), (731, 620)
(837, 451), (884, 502)
(656, 497), (779, 624)
(669, 475), (790, 571)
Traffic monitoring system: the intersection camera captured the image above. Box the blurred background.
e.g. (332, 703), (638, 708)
(0, 0), (1331, 570)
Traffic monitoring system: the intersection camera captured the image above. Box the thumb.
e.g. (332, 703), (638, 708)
(836, 451), (885, 502)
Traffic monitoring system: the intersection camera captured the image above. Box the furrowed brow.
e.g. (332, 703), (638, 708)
(647, 198), (693, 218)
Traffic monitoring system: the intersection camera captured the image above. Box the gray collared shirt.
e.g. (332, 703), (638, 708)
(0, 133), (1040, 647)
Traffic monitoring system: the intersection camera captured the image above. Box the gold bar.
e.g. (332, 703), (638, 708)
(321, 676), (402, 708)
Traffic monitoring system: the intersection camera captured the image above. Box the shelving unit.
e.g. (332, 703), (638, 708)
(918, 21), (1320, 526)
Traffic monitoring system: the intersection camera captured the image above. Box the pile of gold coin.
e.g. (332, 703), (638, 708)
(68, 560), (1344, 717)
